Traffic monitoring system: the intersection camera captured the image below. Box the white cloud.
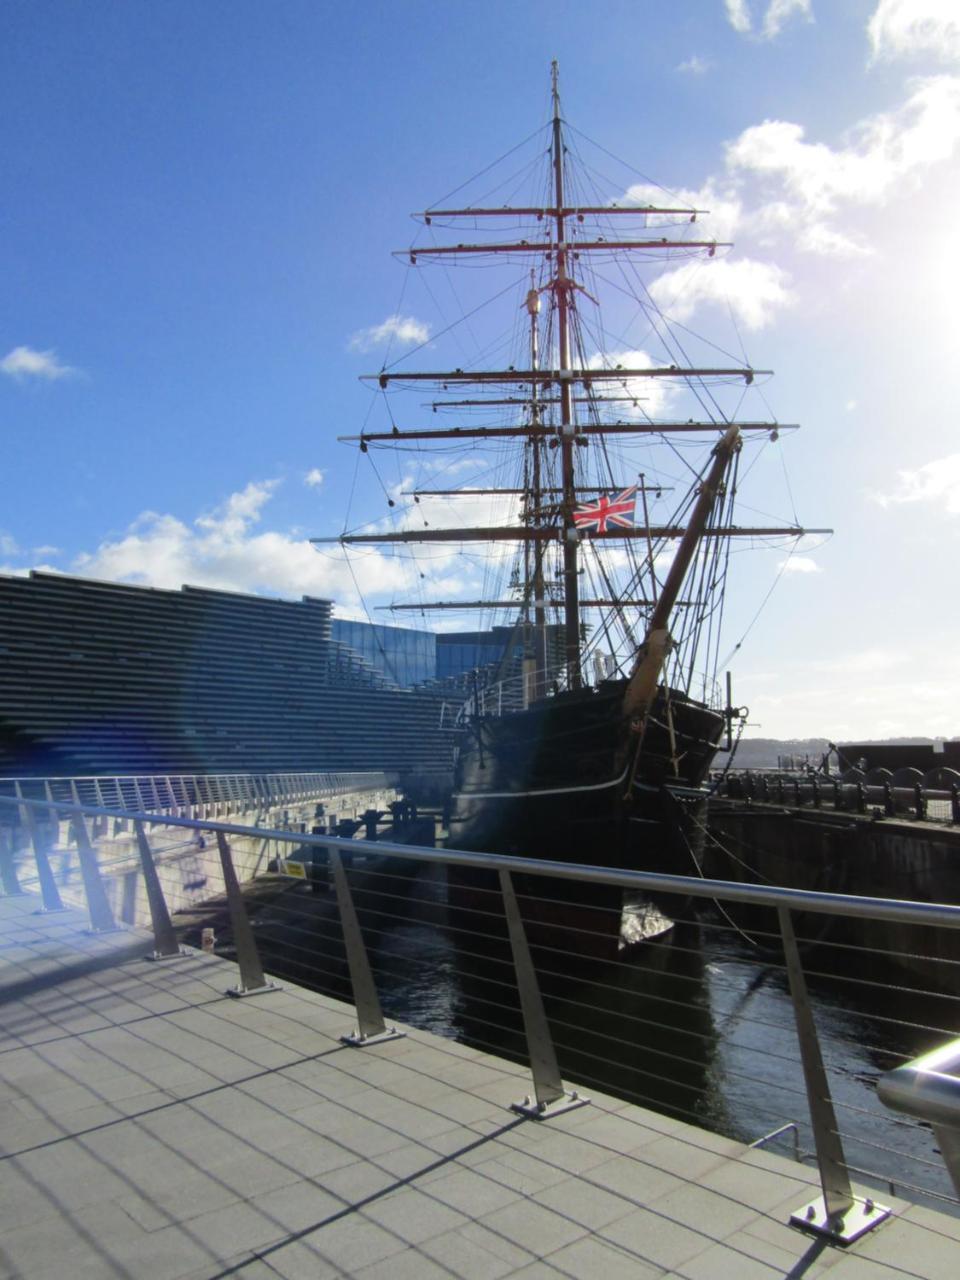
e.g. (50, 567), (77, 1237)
(725, 0), (752, 34)
(648, 257), (793, 330)
(586, 349), (673, 416)
(70, 480), (429, 604)
(874, 452), (960, 514)
(677, 55), (711, 75)
(778, 555), (822, 573)
(0, 534), (20, 557)
(348, 314), (431, 352)
(727, 77), (960, 215)
(0, 345), (75, 381)
(304, 468), (325, 488)
(724, 0), (812, 40)
(868, 0), (960, 65)
(621, 180), (742, 241)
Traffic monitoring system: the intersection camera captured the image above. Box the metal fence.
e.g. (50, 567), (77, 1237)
(0, 771), (396, 818)
(716, 768), (960, 825)
(2, 789), (960, 1249)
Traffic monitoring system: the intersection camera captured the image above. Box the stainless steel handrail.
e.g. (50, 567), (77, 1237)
(3, 791), (959, 931)
(4, 788), (960, 1244)
(879, 1040), (960, 1199)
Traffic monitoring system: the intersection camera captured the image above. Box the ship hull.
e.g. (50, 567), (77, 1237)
(446, 679), (725, 956)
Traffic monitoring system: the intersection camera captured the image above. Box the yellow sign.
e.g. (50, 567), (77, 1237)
(282, 859), (307, 879)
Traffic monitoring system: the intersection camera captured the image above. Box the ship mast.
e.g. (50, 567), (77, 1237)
(315, 68), (831, 697)
(550, 61), (582, 689)
(524, 275), (549, 699)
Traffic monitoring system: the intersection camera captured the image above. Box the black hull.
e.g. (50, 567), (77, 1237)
(447, 680), (724, 957)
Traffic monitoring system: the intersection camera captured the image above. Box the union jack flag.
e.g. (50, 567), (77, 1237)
(572, 485), (637, 534)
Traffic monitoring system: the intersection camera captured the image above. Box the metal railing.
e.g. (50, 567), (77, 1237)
(0, 771), (396, 817)
(879, 1040), (960, 1200)
(3, 788), (960, 1250)
(716, 767), (960, 825)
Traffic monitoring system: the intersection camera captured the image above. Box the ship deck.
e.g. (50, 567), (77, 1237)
(1, 892), (957, 1280)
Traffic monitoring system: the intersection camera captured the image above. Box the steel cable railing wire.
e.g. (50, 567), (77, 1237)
(171, 860), (943, 1155)
(8, 799), (960, 1207)
(166, 855), (823, 1086)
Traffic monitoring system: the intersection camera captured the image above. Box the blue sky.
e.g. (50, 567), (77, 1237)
(2, 0), (959, 739)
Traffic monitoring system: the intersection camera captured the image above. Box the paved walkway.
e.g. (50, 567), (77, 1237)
(0, 893), (957, 1280)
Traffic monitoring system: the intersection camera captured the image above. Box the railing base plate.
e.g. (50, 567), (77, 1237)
(226, 981), (283, 999)
(340, 1028), (406, 1047)
(511, 1091), (590, 1121)
(790, 1194), (891, 1244)
(144, 948), (192, 962)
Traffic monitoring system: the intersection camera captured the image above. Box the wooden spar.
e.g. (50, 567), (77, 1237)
(374, 366), (764, 387)
(406, 239), (726, 258)
(380, 599), (694, 610)
(418, 205), (708, 219)
(622, 424), (741, 719)
(344, 422), (794, 444)
(311, 522), (828, 546)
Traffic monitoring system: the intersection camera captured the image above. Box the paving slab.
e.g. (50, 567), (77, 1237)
(1, 893), (957, 1279)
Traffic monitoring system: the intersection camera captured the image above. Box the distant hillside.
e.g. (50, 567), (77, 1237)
(716, 738), (831, 770)
(716, 736), (958, 771)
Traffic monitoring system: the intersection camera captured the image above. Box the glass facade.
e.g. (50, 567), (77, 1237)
(331, 619), (436, 689)
(436, 627), (518, 681)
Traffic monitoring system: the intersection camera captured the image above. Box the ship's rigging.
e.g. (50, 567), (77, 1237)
(314, 62), (828, 713)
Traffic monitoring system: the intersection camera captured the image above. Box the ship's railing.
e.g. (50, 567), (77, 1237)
(4, 789), (960, 1252)
(715, 766), (960, 825)
(455, 665), (560, 727)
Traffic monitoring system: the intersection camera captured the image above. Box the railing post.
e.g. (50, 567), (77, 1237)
(16, 785), (66, 913)
(214, 831), (279, 998)
(134, 820), (186, 960)
(914, 783), (925, 821)
(953, 784), (960, 825)
(499, 869), (588, 1119)
(70, 805), (120, 933)
(329, 846), (404, 1046)
(778, 907), (888, 1243)
(0, 825), (24, 895)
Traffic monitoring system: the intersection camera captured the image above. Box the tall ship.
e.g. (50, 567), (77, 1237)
(318, 66), (827, 940)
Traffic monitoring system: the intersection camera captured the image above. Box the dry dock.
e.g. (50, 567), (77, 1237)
(1, 895), (957, 1280)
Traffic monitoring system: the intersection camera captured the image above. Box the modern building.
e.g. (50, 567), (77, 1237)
(0, 573), (458, 782)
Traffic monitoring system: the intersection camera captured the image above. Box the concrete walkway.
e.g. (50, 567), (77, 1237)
(0, 893), (956, 1280)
